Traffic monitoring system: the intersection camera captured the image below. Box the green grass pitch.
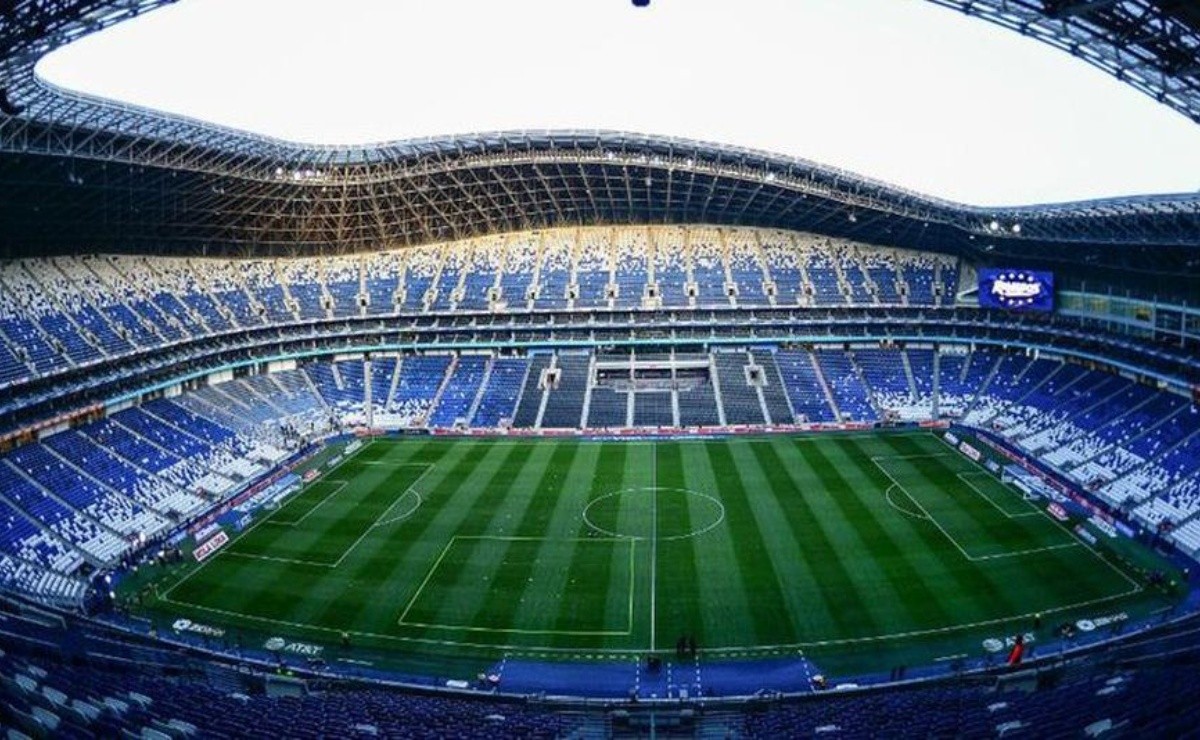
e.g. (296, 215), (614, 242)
(135, 431), (1179, 675)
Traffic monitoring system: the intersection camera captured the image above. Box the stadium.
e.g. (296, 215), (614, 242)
(1, 0), (1200, 737)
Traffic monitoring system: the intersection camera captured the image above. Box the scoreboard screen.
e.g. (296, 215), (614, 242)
(978, 269), (1054, 311)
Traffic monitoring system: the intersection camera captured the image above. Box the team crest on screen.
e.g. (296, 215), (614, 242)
(990, 271), (1045, 308)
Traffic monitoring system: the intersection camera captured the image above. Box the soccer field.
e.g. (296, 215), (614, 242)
(137, 431), (1177, 676)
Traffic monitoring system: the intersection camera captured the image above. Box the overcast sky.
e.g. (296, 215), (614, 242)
(35, 0), (1200, 207)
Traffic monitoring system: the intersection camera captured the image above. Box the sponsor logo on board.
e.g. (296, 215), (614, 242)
(958, 441), (981, 462)
(1074, 524), (1098, 545)
(192, 531), (229, 562)
(172, 618), (226, 638)
(1076, 613), (1128, 632)
(982, 632), (1035, 653)
(190, 522), (220, 541)
(264, 637), (325, 657)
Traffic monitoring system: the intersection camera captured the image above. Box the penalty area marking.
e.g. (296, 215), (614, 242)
(870, 452), (961, 463)
(371, 490), (423, 529)
(883, 484), (929, 521)
(371, 463), (434, 528)
(161, 438), (379, 598)
(227, 464), (431, 568)
(168, 447), (429, 577)
(933, 428), (1143, 592)
(265, 480), (348, 527)
(956, 471), (1042, 519)
(395, 535), (637, 636)
(872, 444), (1144, 591)
(871, 457), (1084, 563)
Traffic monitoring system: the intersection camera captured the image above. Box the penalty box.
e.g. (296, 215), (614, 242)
(398, 536), (636, 636)
(872, 453), (1081, 562)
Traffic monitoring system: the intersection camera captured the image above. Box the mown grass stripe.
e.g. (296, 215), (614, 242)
(621, 442), (657, 649)
(467, 441), (583, 632)
(723, 440), (828, 644)
(305, 438), (493, 635)
(760, 437), (886, 637)
(871, 434), (1094, 619)
(554, 442), (631, 647)
(653, 441), (701, 651)
(746, 439), (859, 638)
(831, 436), (1000, 626)
(303, 440), (458, 631)
(703, 441), (798, 646)
(144, 433), (1178, 676)
(866, 434), (1033, 617)
(790, 438), (947, 633)
(402, 441), (542, 632)
(508, 443), (604, 634)
(883, 435), (1057, 556)
(671, 442), (757, 650)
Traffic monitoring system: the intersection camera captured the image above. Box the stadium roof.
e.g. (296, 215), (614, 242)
(929, 0), (1200, 126)
(0, 0), (1198, 289)
(27, 0), (1200, 208)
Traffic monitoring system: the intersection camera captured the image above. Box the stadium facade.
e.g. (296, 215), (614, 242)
(1, 1), (1200, 737)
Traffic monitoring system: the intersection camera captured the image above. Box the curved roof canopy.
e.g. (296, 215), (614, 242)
(0, 0), (1198, 288)
(27, 0), (1200, 208)
(928, 0), (1200, 126)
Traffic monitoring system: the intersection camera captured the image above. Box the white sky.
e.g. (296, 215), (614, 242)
(34, 0), (1200, 207)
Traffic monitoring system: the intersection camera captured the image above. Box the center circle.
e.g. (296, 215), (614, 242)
(582, 487), (725, 541)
